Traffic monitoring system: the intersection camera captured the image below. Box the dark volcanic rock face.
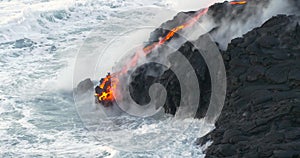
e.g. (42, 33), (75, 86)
(75, 78), (94, 94)
(161, 42), (212, 117)
(127, 1), (299, 156)
(129, 13), (300, 158)
(198, 15), (300, 157)
(129, 42), (211, 117)
(129, 62), (167, 106)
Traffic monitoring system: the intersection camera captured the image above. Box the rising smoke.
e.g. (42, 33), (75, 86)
(124, 0), (300, 119)
(201, 0), (300, 49)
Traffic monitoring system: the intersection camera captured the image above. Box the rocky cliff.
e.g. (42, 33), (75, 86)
(128, 2), (300, 157)
(198, 15), (300, 157)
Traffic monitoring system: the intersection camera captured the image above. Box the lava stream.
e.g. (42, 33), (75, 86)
(95, 0), (247, 106)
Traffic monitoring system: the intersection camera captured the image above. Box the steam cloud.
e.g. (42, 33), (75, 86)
(124, 0), (300, 118)
(199, 0), (300, 49)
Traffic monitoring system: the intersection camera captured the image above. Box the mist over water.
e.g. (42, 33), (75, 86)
(1, 0), (297, 157)
(0, 0), (213, 157)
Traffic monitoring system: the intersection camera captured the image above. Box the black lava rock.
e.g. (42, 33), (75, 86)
(203, 15), (300, 157)
(76, 78), (94, 94)
(127, 1), (299, 157)
(128, 41), (211, 118)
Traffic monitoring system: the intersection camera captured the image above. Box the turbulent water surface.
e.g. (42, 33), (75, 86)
(0, 0), (215, 157)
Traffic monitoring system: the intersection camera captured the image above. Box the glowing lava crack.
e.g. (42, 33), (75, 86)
(94, 0), (247, 106)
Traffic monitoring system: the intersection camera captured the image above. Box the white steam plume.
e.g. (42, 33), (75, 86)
(199, 0), (300, 50)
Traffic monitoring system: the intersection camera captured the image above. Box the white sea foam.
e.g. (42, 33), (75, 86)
(3, 0), (296, 156)
(0, 0), (214, 157)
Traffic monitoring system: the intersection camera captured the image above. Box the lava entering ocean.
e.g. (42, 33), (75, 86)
(95, 0), (247, 106)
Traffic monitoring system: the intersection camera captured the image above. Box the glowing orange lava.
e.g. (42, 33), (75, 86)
(95, 73), (119, 103)
(230, 1), (247, 5)
(95, 1), (247, 105)
(119, 7), (209, 76)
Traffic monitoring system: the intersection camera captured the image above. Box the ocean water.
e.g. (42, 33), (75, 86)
(0, 0), (214, 157)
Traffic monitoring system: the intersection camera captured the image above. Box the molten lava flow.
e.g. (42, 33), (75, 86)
(95, 73), (119, 106)
(95, 8), (209, 105)
(230, 1), (247, 5)
(119, 7), (209, 75)
(95, 1), (247, 105)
